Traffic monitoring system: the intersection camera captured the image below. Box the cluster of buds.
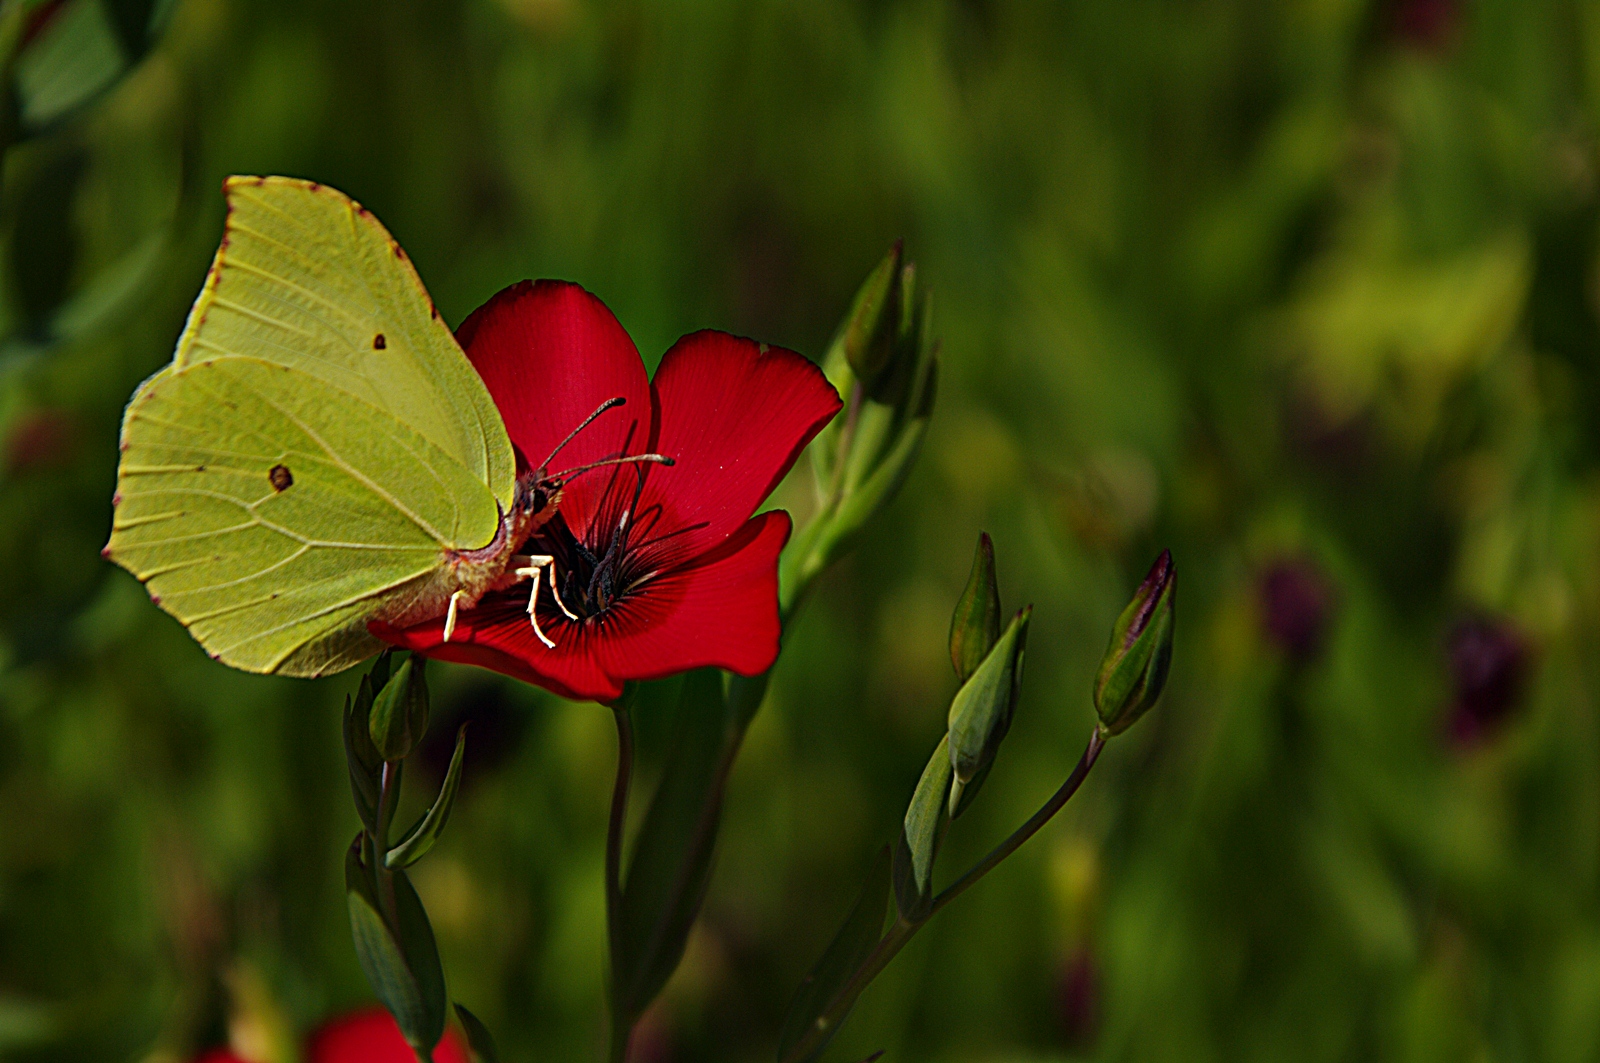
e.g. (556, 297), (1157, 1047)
(778, 538), (1175, 1063)
(780, 242), (938, 614)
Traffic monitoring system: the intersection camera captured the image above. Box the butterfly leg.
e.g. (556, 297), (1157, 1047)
(443, 589), (469, 643)
(512, 555), (557, 649)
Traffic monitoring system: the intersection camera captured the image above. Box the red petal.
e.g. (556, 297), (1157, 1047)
(589, 509), (791, 682)
(305, 1008), (469, 1063)
(639, 332), (839, 562)
(372, 512), (791, 702)
(459, 281), (654, 540)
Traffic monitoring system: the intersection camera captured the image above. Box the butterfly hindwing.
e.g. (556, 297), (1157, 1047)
(110, 356), (502, 676)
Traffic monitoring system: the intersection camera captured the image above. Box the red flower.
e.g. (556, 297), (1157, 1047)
(194, 1007), (468, 1063)
(373, 281), (842, 702)
(306, 1009), (469, 1063)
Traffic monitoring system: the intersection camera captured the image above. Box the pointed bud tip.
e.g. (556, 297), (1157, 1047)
(1095, 551), (1176, 736)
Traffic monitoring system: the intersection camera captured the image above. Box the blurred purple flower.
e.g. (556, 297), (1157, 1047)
(1056, 946), (1100, 1050)
(1393, 0), (1460, 51)
(4, 408), (76, 475)
(1257, 557), (1335, 663)
(627, 1005), (677, 1063)
(1445, 615), (1528, 747)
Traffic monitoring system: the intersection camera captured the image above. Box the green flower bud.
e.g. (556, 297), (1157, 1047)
(1094, 550), (1175, 736)
(842, 240), (902, 389)
(369, 653), (430, 761)
(947, 605), (1030, 818)
(949, 531), (1002, 684)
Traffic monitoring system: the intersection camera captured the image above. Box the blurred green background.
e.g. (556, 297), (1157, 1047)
(3, 0), (1598, 1059)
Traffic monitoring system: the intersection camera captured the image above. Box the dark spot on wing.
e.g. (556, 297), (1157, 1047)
(195, 465), (205, 472)
(269, 464), (293, 492)
(374, 332), (387, 349)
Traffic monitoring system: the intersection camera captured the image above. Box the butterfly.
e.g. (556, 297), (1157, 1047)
(104, 177), (662, 677)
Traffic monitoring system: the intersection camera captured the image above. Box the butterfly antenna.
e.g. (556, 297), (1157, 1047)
(551, 453), (675, 483)
(538, 397), (628, 471)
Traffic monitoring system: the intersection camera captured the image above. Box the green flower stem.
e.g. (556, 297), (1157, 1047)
(780, 381), (863, 616)
(372, 759), (404, 924)
(929, 725), (1104, 918)
(778, 726), (1106, 1063)
(606, 704), (637, 1063)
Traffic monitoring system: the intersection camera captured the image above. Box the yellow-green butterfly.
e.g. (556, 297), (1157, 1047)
(105, 176), (626, 677)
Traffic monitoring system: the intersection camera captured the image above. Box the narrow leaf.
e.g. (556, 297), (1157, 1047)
(13, 0), (175, 137)
(948, 532), (1002, 683)
(892, 735), (952, 922)
(614, 668), (729, 1021)
(344, 836), (447, 1056)
(344, 678), (382, 833)
(776, 847), (891, 1063)
(390, 867), (448, 1054)
(453, 1004), (500, 1063)
(345, 838), (429, 1050)
(386, 724), (468, 869)
(370, 653), (429, 761)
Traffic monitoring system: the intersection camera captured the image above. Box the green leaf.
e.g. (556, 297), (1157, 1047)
(892, 735), (952, 922)
(946, 607), (1030, 818)
(949, 532), (1002, 684)
(386, 724), (468, 869)
(390, 867), (448, 1055)
(344, 835), (447, 1056)
(776, 847), (891, 1063)
(12, 0), (175, 137)
(453, 1004), (499, 1063)
(820, 408), (931, 564)
(370, 654), (429, 762)
(613, 667), (729, 1021)
(343, 678), (381, 834)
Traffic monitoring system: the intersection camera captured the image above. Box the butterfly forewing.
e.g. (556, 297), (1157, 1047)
(175, 176), (516, 513)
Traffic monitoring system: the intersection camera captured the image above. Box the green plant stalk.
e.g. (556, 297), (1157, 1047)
(606, 705), (637, 1063)
(372, 760), (404, 927)
(781, 381), (863, 614)
(778, 726), (1106, 1063)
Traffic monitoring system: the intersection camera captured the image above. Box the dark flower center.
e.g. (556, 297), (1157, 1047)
(529, 509), (653, 621)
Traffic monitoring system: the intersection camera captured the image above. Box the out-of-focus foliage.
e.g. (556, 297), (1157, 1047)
(2, 0), (1599, 1060)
